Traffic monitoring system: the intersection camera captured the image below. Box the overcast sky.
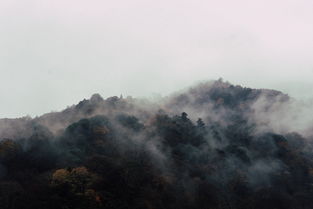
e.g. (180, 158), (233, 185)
(0, 0), (313, 118)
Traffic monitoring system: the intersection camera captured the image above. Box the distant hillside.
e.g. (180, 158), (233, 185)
(0, 79), (290, 139)
(1, 80), (313, 209)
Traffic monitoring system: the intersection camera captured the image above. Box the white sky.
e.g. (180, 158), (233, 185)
(0, 0), (313, 118)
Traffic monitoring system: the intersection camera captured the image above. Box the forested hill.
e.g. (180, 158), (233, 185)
(1, 80), (313, 209)
(0, 79), (290, 139)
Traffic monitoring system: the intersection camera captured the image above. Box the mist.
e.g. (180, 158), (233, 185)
(1, 0), (313, 117)
(1, 1), (313, 208)
(0, 79), (313, 209)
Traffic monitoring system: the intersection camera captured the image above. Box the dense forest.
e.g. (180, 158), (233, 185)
(1, 79), (313, 209)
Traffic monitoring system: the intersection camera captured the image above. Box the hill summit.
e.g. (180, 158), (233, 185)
(0, 80), (312, 209)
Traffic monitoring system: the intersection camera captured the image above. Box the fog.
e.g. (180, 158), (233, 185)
(0, 0), (313, 118)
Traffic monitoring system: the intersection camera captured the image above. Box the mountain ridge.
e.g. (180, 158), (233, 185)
(0, 79), (290, 139)
(1, 80), (313, 209)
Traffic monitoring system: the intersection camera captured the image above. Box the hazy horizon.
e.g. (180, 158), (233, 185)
(1, 0), (313, 118)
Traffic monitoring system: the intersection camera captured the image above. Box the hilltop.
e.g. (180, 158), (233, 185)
(1, 80), (312, 209)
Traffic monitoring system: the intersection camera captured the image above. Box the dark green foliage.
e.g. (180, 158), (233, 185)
(0, 81), (312, 209)
(116, 114), (144, 131)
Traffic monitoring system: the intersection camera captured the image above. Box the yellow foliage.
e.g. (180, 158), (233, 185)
(71, 166), (89, 176)
(51, 166), (97, 194)
(52, 169), (70, 184)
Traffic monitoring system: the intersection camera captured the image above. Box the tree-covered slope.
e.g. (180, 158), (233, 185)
(0, 80), (313, 209)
